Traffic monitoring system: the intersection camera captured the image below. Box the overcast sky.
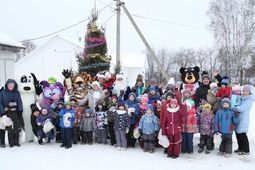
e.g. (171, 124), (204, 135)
(0, 0), (213, 53)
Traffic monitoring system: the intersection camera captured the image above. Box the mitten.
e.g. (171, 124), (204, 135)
(37, 122), (41, 126)
(103, 124), (108, 129)
(235, 112), (240, 117)
(62, 69), (71, 78)
(138, 129), (142, 134)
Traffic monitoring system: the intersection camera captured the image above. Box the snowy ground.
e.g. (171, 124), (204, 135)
(1, 101), (255, 170)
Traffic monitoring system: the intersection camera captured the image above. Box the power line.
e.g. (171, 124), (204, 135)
(20, 0), (114, 42)
(130, 13), (207, 30)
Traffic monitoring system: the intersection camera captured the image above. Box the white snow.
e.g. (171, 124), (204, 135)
(0, 32), (25, 48)
(1, 100), (255, 170)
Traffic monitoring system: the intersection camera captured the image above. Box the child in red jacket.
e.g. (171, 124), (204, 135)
(162, 99), (186, 159)
(216, 76), (232, 100)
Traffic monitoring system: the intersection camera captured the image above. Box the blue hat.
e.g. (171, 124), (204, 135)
(128, 92), (136, 100)
(149, 86), (156, 92)
(221, 98), (231, 106)
(221, 76), (229, 85)
(146, 104), (154, 113)
(85, 107), (92, 114)
(118, 101), (125, 109)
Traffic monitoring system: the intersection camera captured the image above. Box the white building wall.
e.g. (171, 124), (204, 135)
(15, 37), (81, 83)
(0, 50), (15, 87)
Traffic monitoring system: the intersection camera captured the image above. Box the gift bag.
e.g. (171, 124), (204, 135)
(133, 126), (140, 139)
(157, 129), (170, 148)
(213, 133), (222, 148)
(43, 119), (54, 133)
(63, 112), (72, 127)
(0, 117), (13, 129)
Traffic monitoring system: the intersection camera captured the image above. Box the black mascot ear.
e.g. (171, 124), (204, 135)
(194, 66), (200, 73)
(180, 67), (186, 74)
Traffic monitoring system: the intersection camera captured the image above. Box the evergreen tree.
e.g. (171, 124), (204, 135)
(77, 11), (111, 74)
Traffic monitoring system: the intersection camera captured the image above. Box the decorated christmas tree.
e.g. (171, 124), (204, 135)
(77, 11), (111, 74)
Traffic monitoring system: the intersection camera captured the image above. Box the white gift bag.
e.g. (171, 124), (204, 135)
(63, 112), (72, 127)
(158, 129), (170, 148)
(43, 119), (54, 133)
(213, 133), (222, 148)
(133, 126), (140, 139)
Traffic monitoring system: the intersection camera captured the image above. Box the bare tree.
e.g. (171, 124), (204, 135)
(16, 40), (37, 61)
(208, 0), (255, 84)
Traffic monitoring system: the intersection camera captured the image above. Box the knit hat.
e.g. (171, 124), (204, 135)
(221, 98), (231, 106)
(30, 103), (40, 112)
(209, 82), (218, 89)
(203, 103), (212, 110)
(116, 73), (124, 80)
(160, 95), (166, 101)
(85, 107), (92, 115)
(57, 98), (64, 105)
(70, 97), (77, 103)
(243, 85), (251, 93)
(64, 101), (71, 107)
(146, 104), (154, 113)
(149, 78), (157, 85)
(111, 93), (118, 100)
(104, 72), (111, 79)
(97, 74), (105, 79)
(170, 99), (178, 107)
(202, 74), (210, 80)
(166, 91), (174, 99)
(182, 89), (191, 95)
(118, 101), (125, 109)
(184, 84), (194, 90)
(167, 77), (175, 85)
(186, 99), (195, 108)
(41, 106), (49, 113)
(221, 76), (229, 85)
(92, 81), (100, 88)
(128, 92), (136, 100)
(141, 94), (149, 103)
(96, 100), (104, 107)
(149, 86), (156, 92)
(233, 84), (241, 91)
(136, 74), (143, 83)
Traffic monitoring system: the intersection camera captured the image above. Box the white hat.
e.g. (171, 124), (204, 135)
(104, 72), (111, 79)
(97, 74), (105, 79)
(209, 82), (218, 89)
(92, 81), (100, 88)
(168, 77), (175, 85)
(116, 73), (124, 80)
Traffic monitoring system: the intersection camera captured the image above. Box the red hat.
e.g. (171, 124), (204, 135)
(184, 84), (194, 90)
(170, 99), (178, 106)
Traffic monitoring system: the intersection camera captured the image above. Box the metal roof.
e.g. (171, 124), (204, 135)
(0, 32), (25, 49)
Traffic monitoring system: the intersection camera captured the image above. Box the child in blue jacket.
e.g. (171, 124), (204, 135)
(58, 102), (75, 149)
(138, 104), (159, 153)
(214, 98), (239, 158)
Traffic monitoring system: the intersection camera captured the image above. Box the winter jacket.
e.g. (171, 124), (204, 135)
(79, 116), (96, 132)
(162, 104), (186, 136)
(230, 94), (242, 109)
(36, 113), (53, 126)
(109, 110), (130, 131)
(72, 105), (81, 125)
(79, 88), (106, 115)
(58, 108), (75, 128)
(235, 94), (255, 133)
(199, 112), (215, 136)
(0, 79), (23, 116)
(214, 108), (239, 134)
(31, 114), (41, 133)
(181, 108), (198, 133)
(216, 87), (232, 100)
(132, 84), (146, 97)
(148, 92), (161, 106)
(125, 94), (140, 125)
(207, 89), (221, 113)
(138, 113), (159, 135)
(95, 110), (108, 129)
(107, 103), (117, 122)
(194, 83), (210, 108)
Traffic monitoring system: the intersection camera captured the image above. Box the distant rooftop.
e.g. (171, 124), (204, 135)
(0, 32), (25, 49)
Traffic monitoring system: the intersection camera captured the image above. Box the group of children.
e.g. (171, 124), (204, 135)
(0, 74), (253, 160)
